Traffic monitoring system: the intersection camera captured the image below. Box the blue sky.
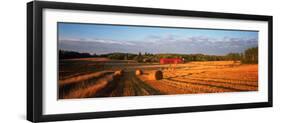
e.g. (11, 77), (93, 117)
(58, 22), (258, 55)
(58, 23), (257, 41)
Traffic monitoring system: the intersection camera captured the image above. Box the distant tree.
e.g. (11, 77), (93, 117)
(242, 47), (258, 64)
(59, 47), (258, 64)
(59, 50), (92, 59)
(226, 53), (241, 61)
(92, 53), (97, 57)
(138, 52), (142, 57)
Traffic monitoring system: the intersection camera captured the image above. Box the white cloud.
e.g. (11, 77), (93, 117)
(59, 38), (136, 46)
(59, 35), (258, 55)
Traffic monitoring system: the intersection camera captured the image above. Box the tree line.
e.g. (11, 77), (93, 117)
(59, 50), (93, 59)
(59, 47), (258, 64)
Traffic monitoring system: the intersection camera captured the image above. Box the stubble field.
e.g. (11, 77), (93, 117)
(58, 58), (258, 99)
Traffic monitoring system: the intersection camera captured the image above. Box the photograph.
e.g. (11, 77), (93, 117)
(58, 22), (259, 99)
(26, 1), (273, 122)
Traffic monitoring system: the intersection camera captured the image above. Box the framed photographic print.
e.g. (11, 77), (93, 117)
(27, 1), (273, 122)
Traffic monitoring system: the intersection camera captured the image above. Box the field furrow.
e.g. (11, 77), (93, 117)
(59, 60), (259, 99)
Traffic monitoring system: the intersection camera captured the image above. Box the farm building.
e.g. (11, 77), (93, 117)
(159, 58), (184, 64)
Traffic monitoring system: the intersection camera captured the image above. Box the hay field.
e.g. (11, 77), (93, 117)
(138, 61), (258, 95)
(59, 59), (258, 99)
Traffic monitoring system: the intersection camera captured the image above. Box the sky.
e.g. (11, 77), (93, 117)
(58, 22), (258, 55)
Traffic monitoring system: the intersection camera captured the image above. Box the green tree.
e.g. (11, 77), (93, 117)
(242, 47), (258, 64)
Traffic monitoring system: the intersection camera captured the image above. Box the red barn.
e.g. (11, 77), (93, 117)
(159, 58), (184, 64)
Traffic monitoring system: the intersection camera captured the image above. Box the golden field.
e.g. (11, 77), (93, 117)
(59, 59), (258, 99)
(139, 61), (258, 95)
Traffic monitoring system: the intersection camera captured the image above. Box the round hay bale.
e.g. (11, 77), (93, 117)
(135, 69), (143, 75)
(114, 70), (124, 76)
(113, 70), (124, 81)
(148, 70), (163, 80)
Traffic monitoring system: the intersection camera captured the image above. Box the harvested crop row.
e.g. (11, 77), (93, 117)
(62, 74), (115, 99)
(170, 77), (257, 91)
(183, 76), (258, 86)
(162, 79), (235, 93)
(138, 71), (203, 94)
(122, 77), (136, 96)
(121, 71), (162, 96)
(59, 70), (112, 86)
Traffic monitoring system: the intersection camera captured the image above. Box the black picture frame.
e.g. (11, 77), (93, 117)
(27, 1), (273, 122)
